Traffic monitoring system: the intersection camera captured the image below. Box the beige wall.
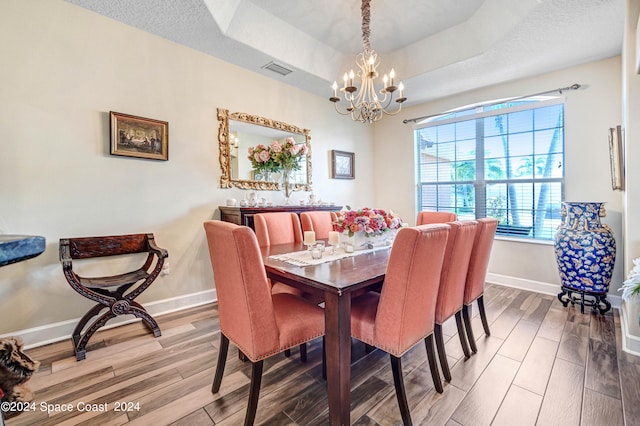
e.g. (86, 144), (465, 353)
(373, 57), (624, 294)
(0, 0), (373, 339)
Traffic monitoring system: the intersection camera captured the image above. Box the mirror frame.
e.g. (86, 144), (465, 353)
(218, 108), (313, 191)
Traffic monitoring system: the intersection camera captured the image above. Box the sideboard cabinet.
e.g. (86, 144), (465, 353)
(219, 205), (342, 231)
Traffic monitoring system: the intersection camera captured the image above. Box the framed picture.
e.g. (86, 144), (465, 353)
(331, 150), (355, 179)
(110, 111), (168, 161)
(608, 125), (624, 190)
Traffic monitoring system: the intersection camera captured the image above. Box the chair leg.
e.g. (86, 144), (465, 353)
(130, 301), (161, 337)
(321, 336), (326, 380)
(238, 349), (247, 362)
(284, 349), (291, 357)
(245, 360), (264, 426)
(390, 355), (412, 426)
(455, 311), (471, 359)
(434, 324), (451, 382)
(212, 334), (229, 393)
(462, 304), (478, 353)
(425, 334), (443, 393)
(74, 310), (116, 361)
(478, 296), (491, 336)
(299, 343), (307, 362)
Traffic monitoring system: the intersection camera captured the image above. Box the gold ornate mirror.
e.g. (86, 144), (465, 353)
(218, 108), (312, 191)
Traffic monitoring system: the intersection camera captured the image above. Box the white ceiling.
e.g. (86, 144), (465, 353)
(65, 0), (625, 106)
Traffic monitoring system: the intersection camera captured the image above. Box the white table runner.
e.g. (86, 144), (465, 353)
(269, 245), (390, 266)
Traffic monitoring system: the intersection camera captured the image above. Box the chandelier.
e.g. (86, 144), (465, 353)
(329, 0), (406, 123)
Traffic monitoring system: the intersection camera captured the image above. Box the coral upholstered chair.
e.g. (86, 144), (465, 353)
(350, 224), (450, 425)
(254, 212), (303, 247)
(203, 220), (324, 426)
(434, 220), (478, 382)
(253, 212), (313, 359)
(300, 211), (335, 240)
(253, 212), (304, 298)
(416, 210), (457, 225)
(462, 217), (498, 353)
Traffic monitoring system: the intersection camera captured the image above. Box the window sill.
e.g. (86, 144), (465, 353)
(494, 235), (554, 246)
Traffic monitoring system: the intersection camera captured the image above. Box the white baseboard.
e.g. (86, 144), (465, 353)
(486, 273), (560, 296)
(0, 289), (217, 350)
(486, 273), (622, 309)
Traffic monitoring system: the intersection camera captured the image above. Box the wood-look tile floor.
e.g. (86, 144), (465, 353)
(6, 284), (640, 426)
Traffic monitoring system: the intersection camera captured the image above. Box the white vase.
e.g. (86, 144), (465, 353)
(341, 230), (397, 250)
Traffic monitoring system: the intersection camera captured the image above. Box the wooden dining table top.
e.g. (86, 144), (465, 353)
(261, 242), (391, 295)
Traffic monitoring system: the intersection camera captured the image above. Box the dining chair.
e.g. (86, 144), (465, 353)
(350, 224), (450, 426)
(434, 220), (478, 382)
(416, 210), (457, 225)
(300, 211), (335, 240)
(253, 212), (316, 360)
(203, 220), (325, 426)
(254, 212), (303, 247)
(462, 217), (499, 353)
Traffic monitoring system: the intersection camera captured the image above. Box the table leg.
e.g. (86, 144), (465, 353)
(324, 291), (351, 426)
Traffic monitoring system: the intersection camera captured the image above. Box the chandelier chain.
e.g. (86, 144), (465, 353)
(361, 0), (371, 52)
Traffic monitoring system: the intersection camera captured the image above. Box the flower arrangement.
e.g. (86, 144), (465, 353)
(248, 143), (280, 174)
(269, 137), (307, 171)
(620, 257), (640, 300)
(247, 137), (307, 174)
(333, 207), (402, 237)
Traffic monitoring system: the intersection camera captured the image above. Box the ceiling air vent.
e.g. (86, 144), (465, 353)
(261, 61), (293, 76)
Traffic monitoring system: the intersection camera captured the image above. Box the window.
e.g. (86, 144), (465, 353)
(415, 98), (564, 240)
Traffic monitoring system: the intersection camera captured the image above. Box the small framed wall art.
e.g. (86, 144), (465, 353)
(331, 150), (355, 179)
(608, 125), (624, 190)
(110, 111), (168, 161)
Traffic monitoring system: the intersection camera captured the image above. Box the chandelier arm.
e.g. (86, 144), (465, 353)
(333, 102), (353, 116)
(381, 103), (403, 116)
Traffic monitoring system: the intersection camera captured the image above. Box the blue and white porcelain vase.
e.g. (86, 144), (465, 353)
(554, 201), (614, 314)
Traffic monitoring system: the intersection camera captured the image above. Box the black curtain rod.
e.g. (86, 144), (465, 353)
(402, 83), (581, 124)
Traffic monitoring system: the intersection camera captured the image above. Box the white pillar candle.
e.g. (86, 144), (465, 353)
(328, 231), (340, 246)
(303, 231), (316, 245)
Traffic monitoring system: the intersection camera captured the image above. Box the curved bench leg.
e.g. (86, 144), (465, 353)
(129, 303), (161, 337)
(72, 303), (107, 339)
(74, 310), (116, 361)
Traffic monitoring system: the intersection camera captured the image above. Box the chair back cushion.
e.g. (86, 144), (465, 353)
(416, 211), (457, 225)
(464, 218), (498, 304)
(300, 211), (334, 240)
(375, 224), (450, 357)
(254, 213), (303, 247)
(435, 220), (478, 324)
(203, 220), (279, 359)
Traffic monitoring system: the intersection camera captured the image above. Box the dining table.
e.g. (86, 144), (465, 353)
(262, 241), (392, 426)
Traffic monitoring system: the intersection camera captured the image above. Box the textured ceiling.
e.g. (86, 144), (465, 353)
(65, 0), (625, 106)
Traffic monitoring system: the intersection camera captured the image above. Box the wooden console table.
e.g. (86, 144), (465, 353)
(219, 205), (342, 231)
